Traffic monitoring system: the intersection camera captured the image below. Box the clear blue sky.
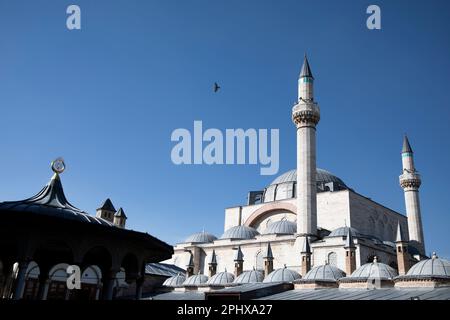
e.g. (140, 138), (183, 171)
(0, 0), (449, 258)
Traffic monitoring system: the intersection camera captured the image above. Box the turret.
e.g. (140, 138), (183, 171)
(113, 207), (127, 228)
(234, 246), (244, 277)
(208, 250), (218, 277)
(395, 222), (410, 275)
(300, 236), (312, 276)
(263, 243), (274, 277)
(344, 228), (357, 275)
(96, 198), (116, 223)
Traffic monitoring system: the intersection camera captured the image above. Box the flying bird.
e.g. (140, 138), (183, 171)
(214, 82), (221, 92)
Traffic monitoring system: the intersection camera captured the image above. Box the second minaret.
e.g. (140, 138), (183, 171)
(292, 55), (320, 236)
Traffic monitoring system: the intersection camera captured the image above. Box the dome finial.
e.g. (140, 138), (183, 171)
(432, 252), (437, 259)
(51, 157), (66, 174)
(373, 256), (378, 263)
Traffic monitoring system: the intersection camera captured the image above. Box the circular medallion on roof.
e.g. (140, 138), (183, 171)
(184, 231), (217, 244)
(303, 264), (346, 281)
(263, 266), (301, 283)
(163, 274), (186, 287)
(233, 270), (264, 284)
(264, 220), (296, 235)
(51, 157), (66, 174)
(405, 253), (450, 278)
(183, 274), (208, 286)
(220, 225), (260, 240)
(206, 271), (235, 286)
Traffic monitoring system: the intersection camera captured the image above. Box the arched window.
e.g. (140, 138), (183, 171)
(328, 252), (337, 266)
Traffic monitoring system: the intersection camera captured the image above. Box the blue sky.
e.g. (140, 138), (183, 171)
(0, 0), (449, 258)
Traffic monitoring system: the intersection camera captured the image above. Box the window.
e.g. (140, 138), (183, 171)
(328, 252), (337, 266)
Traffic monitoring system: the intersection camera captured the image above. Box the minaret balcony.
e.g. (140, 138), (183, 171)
(399, 172), (422, 189)
(292, 101), (320, 127)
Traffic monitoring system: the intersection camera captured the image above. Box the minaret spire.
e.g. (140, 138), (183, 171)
(293, 55), (320, 237)
(399, 135), (425, 255)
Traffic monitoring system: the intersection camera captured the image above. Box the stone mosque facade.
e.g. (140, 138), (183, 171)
(165, 56), (430, 285)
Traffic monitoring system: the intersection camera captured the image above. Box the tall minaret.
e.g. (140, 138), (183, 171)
(292, 55), (320, 236)
(399, 135), (425, 254)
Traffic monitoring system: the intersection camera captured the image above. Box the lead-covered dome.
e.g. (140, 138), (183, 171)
(263, 267), (301, 283)
(183, 274), (208, 286)
(207, 271), (235, 286)
(233, 270), (264, 284)
(327, 226), (361, 238)
(184, 231), (217, 244)
(303, 264), (346, 281)
(264, 220), (296, 235)
(349, 259), (398, 280)
(263, 168), (348, 202)
(220, 225), (260, 240)
(405, 253), (450, 278)
(163, 274), (186, 287)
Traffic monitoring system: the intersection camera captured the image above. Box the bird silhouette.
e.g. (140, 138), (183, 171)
(214, 82), (221, 92)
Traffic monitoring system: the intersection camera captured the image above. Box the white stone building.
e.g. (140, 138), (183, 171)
(165, 56), (427, 283)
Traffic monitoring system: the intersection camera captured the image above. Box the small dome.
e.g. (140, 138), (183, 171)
(183, 274), (208, 286)
(304, 264), (346, 281)
(382, 241), (396, 249)
(405, 253), (450, 278)
(264, 220), (296, 235)
(328, 226), (361, 238)
(220, 226), (260, 240)
(184, 231), (217, 244)
(207, 271), (235, 286)
(263, 267), (301, 283)
(163, 274), (186, 287)
(350, 259), (398, 280)
(233, 270), (264, 284)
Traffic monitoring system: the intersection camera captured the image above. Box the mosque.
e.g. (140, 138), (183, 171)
(156, 56), (450, 300)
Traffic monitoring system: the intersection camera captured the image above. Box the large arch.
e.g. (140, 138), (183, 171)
(243, 202), (297, 230)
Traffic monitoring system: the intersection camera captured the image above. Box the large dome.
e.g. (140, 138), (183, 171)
(270, 168), (347, 187)
(220, 226), (260, 240)
(263, 168), (348, 202)
(184, 231), (217, 244)
(263, 267), (301, 283)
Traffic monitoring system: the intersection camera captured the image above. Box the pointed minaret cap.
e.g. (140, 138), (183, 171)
(209, 250), (218, 265)
(98, 198), (116, 212)
(301, 236), (312, 254)
(263, 243), (274, 260)
(114, 207), (127, 219)
(402, 135), (413, 153)
(395, 221), (405, 243)
(234, 246), (244, 262)
(299, 54), (314, 79)
(344, 228), (356, 249)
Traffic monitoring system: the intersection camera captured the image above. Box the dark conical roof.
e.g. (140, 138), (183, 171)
(98, 198), (116, 212)
(0, 173), (114, 226)
(115, 207), (127, 219)
(301, 236), (311, 254)
(344, 228), (356, 249)
(396, 221), (405, 242)
(402, 135), (413, 153)
(299, 54), (314, 79)
(263, 243), (274, 259)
